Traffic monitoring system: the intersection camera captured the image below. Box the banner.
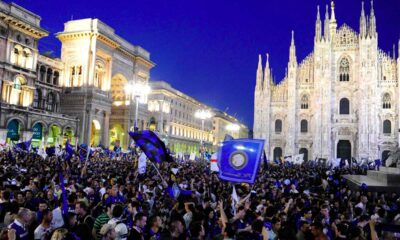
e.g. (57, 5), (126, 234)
(32, 123), (42, 140)
(138, 152), (147, 174)
(218, 139), (264, 184)
(293, 154), (304, 165)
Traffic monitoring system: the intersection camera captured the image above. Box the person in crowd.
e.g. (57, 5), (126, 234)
(128, 212), (147, 240)
(8, 208), (32, 240)
(107, 204), (128, 240)
(1, 147), (400, 240)
(34, 208), (53, 240)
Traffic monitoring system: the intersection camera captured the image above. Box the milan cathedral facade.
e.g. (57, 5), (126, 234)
(253, 1), (400, 163)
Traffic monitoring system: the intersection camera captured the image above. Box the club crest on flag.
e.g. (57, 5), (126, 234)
(218, 139), (264, 184)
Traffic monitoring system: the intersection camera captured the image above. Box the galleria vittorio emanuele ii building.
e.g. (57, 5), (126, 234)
(254, 1), (400, 163)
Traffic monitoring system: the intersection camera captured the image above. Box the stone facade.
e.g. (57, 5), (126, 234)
(148, 81), (213, 155)
(56, 18), (154, 148)
(0, 1), (78, 145)
(212, 110), (249, 150)
(254, 1), (400, 163)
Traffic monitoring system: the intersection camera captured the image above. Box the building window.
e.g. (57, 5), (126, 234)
(46, 68), (53, 84)
(94, 62), (105, 89)
(23, 48), (33, 69)
(275, 119), (282, 133)
(40, 66), (46, 82)
(383, 120), (391, 134)
(339, 98), (350, 114)
(300, 120), (308, 133)
(46, 92), (55, 112)
(53, 71), (59, 86)
(32, 89), (41, 109)
(339, 58), (350, 82)
(383, 93), (391, 109)
(70, 65), (82, 87)
(301, 95), (309, 109)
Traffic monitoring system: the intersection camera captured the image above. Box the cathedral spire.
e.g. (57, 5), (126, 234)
(256, 54), (263, 90)
(329, 0), (337, 40)
(330, 0), (336, 23)
(263, 53), (271, 90)
(315, 5), (322, 42)
(369, 0), (376, 38)
(360, 1), (367, 38)
(289, 31), (297, 64)
(324, 4), (330, 41)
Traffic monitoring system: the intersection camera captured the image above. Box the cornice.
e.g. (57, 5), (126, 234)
(0, 12), (48, 38)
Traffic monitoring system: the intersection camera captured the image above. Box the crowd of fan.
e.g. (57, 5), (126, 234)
(0, 149), (399, 240)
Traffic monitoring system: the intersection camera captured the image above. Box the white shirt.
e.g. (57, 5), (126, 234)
(108, 218), (128, 240)
(51, 207), (64, 229)
(34, 224), (52, 240)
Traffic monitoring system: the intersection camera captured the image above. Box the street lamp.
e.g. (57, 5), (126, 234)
(226, 123), (240, 138)
(125, 81), (151, 132)
(195, 109), (212, 146)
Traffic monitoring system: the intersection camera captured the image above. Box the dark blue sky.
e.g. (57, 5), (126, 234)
(9, 0), (400, 127)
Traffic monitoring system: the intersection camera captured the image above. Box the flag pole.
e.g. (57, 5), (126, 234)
(150, 161), (167, 185)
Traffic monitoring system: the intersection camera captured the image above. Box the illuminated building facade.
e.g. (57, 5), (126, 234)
(0, 2), (78, 146)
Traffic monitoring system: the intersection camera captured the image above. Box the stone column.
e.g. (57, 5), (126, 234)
(102, 111), (110, 147)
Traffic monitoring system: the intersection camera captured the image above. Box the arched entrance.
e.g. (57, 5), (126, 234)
(63, 127), (75, 146)
(32, 122), (44, 147)
(337, 140), (351, 161)
(109, 124), (125, 150)
(299, 148), (308, 162)
(273, 147), (283, 162)
(48, 125), (62, 145)
(7, 119), (21, 142)
(382, 150), (390, 166)
(90, 120), (101, 147)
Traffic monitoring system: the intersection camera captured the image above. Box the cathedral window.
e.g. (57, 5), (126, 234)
(382, 93), (391, 109)
(383, 120), (391, 134)
(339, 98), (350, 114)
(301, 95), (309, 109)
(275, 119), (282, 133)
(339, 58), (350, 82)
(300, 120), (308, 133)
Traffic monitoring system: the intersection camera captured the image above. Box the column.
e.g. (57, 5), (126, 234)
(102, 111), (110, 147)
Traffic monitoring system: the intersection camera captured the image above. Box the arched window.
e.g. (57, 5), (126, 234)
(46, 92), (55, 112)
(383, 120), (391, 134)
(70, 65), (82, 87)
(339, 98), (350, 114)
(94, 63), (105, 89)
(382, 93), (391, 109)
(23, 48), (32, 69)
(53, 71), (59, 86)
(32, 89), (41, 108)
(275, 119), (282, 133)
(39, 66), (46, 82)
(9, 76), (26, 105)
(11, 45), (23, 65)
(300, 120), (308, 133)
(301, 95), (309, 109)
(339, 58), (350, 82)
(46, 68), (53, 84)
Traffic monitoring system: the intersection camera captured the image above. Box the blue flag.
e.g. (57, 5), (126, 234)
(218, 139), (265, 184)
(64, 140), (74, 162)
(56, 159), (69, 217)
(129, 130), (172, 163)
(46, 146), (56, 157)
(14, 139), (31, 152)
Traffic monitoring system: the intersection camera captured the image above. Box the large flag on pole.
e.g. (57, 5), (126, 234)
(37, 143), (47, 159)
(129, 130), (172, 163)
(218, 139), (264, 184)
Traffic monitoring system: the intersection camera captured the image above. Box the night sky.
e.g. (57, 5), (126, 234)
(8, 0), (400, 128)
